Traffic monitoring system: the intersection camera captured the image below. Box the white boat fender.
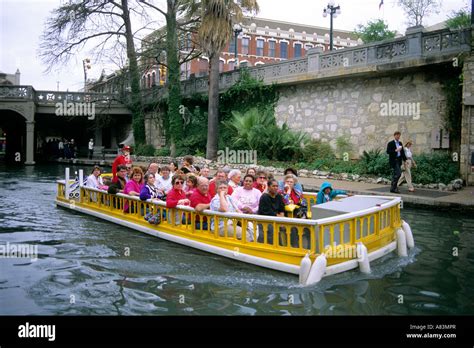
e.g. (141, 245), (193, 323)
(299, 253), (312, 285)
(396, 228), (408, 257)
(402, 220), (415, 249)
(357, 242), (371, 274)
(305, 254), (327, 286)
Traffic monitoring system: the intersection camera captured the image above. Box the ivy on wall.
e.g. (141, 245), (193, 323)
(145, 70), (280, 156)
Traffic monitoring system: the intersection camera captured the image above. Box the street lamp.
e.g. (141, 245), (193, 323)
(233, 23), (242, 70)
(322, 0), (341, 51)
(83, 58), (91, 92)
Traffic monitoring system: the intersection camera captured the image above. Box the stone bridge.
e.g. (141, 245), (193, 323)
(0, 86), (129, 164)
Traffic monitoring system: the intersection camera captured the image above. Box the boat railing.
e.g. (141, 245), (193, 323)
(56, 181), (401, 262)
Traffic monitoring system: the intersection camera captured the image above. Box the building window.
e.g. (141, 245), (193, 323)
(219, 60), (224, 72)
(294, 43), (302, 58)
(242, 37), (249, 55)
(280, 42), (288, 59)
(198, 59), (208, 77)
(268, 41), (276, 57)
(256, 39), (264, 56)
(151, 72), (156, 86)
(228, 60), (235, 70)
(229, 37), (236, 54)
(240, 61), (250, 68)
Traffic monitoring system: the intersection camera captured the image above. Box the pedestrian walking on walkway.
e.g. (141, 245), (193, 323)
(386, 131), (407, 193)
(398, 140), (417, 192)
(88, 139), (94, 159)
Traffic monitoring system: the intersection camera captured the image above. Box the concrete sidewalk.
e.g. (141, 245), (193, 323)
(282, 175), (474, 211)
(54, 157), (474, 211)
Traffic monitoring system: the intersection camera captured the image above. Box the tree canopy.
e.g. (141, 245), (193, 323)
(354, 19), (397, 44)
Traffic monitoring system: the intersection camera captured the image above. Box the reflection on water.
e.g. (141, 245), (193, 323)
(0, 164), (473, 315)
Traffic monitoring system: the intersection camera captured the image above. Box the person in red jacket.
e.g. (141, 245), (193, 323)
(166, 174), (190, 208)
(112, 146), (132, 180)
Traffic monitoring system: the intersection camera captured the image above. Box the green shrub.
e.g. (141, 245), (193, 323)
(223, 107), (309, 162)
(412, 152), (459, 184)
(154, 147), (170, 157)
(336, 135), (352, 159)
(359, 149), (391, 177)
(134, 144), (155, 156)
(302, 139), (335, 163)
(331, 160), (363, 174)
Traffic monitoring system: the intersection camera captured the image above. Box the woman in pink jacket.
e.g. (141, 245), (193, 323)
(123, 167), (144, 213)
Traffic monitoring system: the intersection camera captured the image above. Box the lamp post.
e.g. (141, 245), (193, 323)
(322, 0), (341, 51)
(83, 58), (91, 92)
(233, 23), (242, 70)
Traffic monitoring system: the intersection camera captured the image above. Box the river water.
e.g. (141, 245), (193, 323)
(0, 164), (473, 315)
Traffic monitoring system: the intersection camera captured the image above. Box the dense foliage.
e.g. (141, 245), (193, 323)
(354, 19), (396, 44)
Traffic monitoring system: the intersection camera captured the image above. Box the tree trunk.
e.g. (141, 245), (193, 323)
(166, 0), (183, 158)
(121, 0), (145, 146)
(206, 53), (220, 160)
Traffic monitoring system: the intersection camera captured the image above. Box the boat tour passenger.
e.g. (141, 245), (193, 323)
(123, 167), (144, 213)
(156, 165), (172, 196)
(169, 161), (178, 175)
(180, 155), (198, 174)
(199, 166), (211, 179)
(246, 167), (256, 178)
(185, 174), (198, 198)
(166, 174), (190, 208)
(140, 173), (164, 202)
(257, 179), (285, 244)
(107, 165), (128, 194)
(210, 180), (254, 241)
(253, 170), (268, 193)
(146, 163), (160, 181)
(278, 167), (303, 192)
(189, 177), (212, 229)
(228, 169), (242, 189)
(209, 169), (233, 197)
(85, 166), (105, 189)
(231, 174), (261, 214)
(279, 174), (307, 218)
(316, 182), (348, 204)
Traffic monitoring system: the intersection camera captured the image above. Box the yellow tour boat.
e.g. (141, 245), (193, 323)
(56, 168), (414, 286)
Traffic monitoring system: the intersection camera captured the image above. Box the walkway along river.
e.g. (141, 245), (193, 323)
(0, 164), (473, 315)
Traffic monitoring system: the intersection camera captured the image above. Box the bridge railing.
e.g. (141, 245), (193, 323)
(34, 90), (122, 106)
(0, 85), (35, 100)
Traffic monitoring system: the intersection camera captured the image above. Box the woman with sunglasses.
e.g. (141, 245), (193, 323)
(166, 174), (190, 208)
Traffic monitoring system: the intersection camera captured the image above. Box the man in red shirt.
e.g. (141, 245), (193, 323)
(189, 177), (212, 230)
(112, 146), (132, 180)
(208, 169), (233, 197)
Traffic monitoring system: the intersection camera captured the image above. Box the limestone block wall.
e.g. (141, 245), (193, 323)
(275, 71), (446, 158)
(461, 56), (474, 185)
(144, 111), (165, 148)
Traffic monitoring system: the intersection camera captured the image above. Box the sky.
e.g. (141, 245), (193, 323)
(0, 0), (468, 91)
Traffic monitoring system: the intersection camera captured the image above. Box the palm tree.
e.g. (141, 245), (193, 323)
(198, 0), (259, 160)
